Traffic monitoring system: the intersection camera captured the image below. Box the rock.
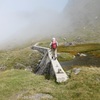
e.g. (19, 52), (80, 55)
(73, 68), (81, 75)
(66, 70), (72, 78)
(0, 66), (7, 71)
(38, 60), (41, 63)
(14, 63), (26, 69)
(80, 53), (87, 57)
(30, 93), (53, 100)
(25, 66), (32, 72)
(96, 78), (100, 82)
(73, 55), (75, 59)
(77, 53), (87, 57)
(57, 69), (63, 73)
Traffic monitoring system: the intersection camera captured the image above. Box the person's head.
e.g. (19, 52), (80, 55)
(52, 37), (56, 41)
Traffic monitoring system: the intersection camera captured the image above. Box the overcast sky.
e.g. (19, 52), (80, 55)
(0, 0), (68, 49)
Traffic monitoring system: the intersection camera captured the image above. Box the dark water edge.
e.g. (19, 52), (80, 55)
(60, 54), (100, 70)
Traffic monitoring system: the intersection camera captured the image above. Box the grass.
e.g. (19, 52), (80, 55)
(0, 41), (100, 100)
(0, 67), (100, 100)
(0, 70), (45, 100)
(58, 53), (74, 61)
(0, 47), (41, 69)
(38, 42), (50, 48)
(58, 43), (100, 55)
(89, 50), (100, 57)
(57, 43), (100, 62)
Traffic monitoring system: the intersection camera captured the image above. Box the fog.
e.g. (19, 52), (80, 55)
(63, 0), (100, 34)
(0, 0), (68, 50)
(1, 0), (100, 50)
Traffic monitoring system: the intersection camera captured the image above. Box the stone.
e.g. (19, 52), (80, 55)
(0, 66), (7, 71)
(14, 63), (26, 69)
(73, 68), (81, 75)
(25, 66), (32, 72)
(22, 93), (53, 100)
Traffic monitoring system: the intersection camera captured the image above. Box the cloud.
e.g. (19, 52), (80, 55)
(0, 0), (68, 50)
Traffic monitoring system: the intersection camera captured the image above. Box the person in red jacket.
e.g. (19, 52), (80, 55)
(50, 38), (58, 60)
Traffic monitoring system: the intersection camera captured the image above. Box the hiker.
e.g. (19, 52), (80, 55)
(50, 38), (58, 60)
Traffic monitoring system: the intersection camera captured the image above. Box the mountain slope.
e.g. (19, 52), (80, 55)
(62, 0), (100, 43)
(0, 67), (100, 100)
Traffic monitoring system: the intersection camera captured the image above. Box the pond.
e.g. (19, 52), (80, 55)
(60, 54), (100, 70)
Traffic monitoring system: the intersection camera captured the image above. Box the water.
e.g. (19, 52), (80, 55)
(60, 54), (100, 70)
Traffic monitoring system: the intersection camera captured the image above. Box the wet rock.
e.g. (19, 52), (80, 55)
(76, 53), (87, 57)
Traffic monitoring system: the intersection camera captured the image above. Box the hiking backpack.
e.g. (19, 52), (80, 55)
(51, 41), (57, 49)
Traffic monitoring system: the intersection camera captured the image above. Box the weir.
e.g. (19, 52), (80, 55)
(32, 44), (68, 83)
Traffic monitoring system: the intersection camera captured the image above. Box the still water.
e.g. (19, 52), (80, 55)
(60, 54), (100, 70)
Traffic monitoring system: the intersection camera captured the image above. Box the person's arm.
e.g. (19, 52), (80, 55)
(56, 41), (58, 46)
(49, 42), (52, 48)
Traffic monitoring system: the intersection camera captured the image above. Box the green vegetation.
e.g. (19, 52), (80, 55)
(58, 43), (100, 56)
(0, 70), (45, 100)
(89, 50), (100, 57)
(58, 53), (74, 61)
(0, 42), (100, 100)
(38, 41), (50, 48)
(0, 47), (41, 69)
(0, 67), (100, 100)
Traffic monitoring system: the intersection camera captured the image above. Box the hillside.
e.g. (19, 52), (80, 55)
(0, 1), (100, 99)
(0, 41), (100, 100)
(61, 0), (100, 43)
(0, 47), (41, 70)
(0, 67), (100, 100)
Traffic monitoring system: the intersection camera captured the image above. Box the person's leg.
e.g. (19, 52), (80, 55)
(51, 49), (54, 59)
(52, 49), (57, 60)
(51, 49), (57, 60)
(55, 49), (57, 58)
(51, 49), (55, 59)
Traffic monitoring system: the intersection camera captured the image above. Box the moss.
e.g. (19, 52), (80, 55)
(58, 43), (100, 55)
(0, 47), (41, 69)
(0, 42), (100, 100)
(58, 53), (74, 61)
(0, 67), (100, 100)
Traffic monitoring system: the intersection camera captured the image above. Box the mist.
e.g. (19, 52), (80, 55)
(1, 0), (100, 50)
(0, 0), (68, 50)
(62, 0), (100, 34)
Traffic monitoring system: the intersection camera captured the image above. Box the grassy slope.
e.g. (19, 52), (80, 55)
(0, 67), (100, 100)
(0, 42), (100, 100)
(37, 42), (100, 61)
(38, 40), (75, 61)
(0, 47), (41, 69)
(58, 43), (100, 56)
